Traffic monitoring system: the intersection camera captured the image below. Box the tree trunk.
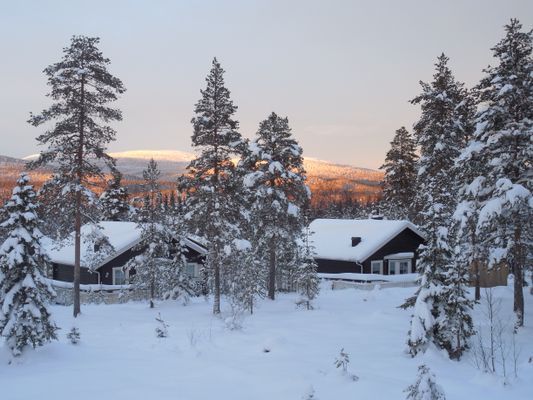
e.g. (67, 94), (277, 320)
(513, 225), (524, 328)
(73, 195), (81, 317)
(73, 75), (86, 318)
(150, 261), (155, 309)
(513, 261), (524, 327)
(213, 250), (221, 314)
(474, 261), (481, 301)
(268, 237), (276, 300)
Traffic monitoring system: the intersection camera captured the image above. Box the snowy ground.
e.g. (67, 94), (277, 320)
(1, 284), (532, 400)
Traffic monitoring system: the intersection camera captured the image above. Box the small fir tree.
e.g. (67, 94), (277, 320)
(296, 227), (320, 310)
(334, 348), (350, 373)
(404, 365), (446, 400)
(0, 174), (58, 356)
(66, 327), (81, 344)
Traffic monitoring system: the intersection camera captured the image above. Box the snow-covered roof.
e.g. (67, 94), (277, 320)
(44, 221), (143, 268)
(309, 219), (424, 263)
(44, 221), (207, 269)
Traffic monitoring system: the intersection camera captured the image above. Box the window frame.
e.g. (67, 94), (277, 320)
(388, 259), (412, 275)
(370, 260), (383, 275)
(112, 267), (128, 285)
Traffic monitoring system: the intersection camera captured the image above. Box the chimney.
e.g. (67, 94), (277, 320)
(351, 237), (361, 247)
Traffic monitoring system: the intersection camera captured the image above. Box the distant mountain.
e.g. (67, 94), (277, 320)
(108, 149), (383, 182)
(1, 150), (383, 203)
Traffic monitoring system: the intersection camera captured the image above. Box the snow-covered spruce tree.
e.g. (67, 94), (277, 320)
(128, 159), (172, 308)
(296, 226), (320, 310)
(380, 127), (418, 220)
(465, 19), (532, 328)
(225, 239), (265, 315)
(0, 174), (58, 357)
(438, 255), (475, 360)
(162, 196), (195, 303)
(241, 112), (309, 300)
(406, 54), (470, 357)
(180, 58), (245, 314)
(28, 36), (125, 317)
(99, 170), (129, 221)
(404, 365), (446, 400)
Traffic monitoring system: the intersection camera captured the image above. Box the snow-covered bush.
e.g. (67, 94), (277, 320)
(67, 327), (81, 344)
(155, 313), (169, 338)
(404, 364), (446, 400)
(334, 348), (359, 381)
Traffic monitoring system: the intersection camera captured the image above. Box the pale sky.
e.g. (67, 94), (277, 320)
(0, 0), (531, 169)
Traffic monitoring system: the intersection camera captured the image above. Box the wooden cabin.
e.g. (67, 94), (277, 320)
(309, 218), (425, 276)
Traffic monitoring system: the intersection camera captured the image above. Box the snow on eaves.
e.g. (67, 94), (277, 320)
(309, 219), (424, 263)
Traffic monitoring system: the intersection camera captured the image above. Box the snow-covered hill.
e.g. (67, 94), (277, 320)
(107, 149), (384, 183)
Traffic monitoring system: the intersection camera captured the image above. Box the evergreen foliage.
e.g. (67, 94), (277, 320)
(296, 227), (320, 310)
(225, 239), (265, 315)
(0, 174), (58, 357)
(458, 19), (532, 327)
(406, 54), (471, 356)
(241, 112), (309, 300)
(380, 127), (418, 220)
(180, 58), (245, 314)
(28, 35), (125, 317)
(66, 327), (81, 344)
(99, 170), (129, 221)
(404, 365), (446, 400)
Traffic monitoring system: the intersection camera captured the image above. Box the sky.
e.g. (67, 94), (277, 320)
(0, 0), (531, 169)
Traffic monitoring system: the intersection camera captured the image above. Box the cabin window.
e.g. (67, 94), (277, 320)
(185, 263), (198, 278)
(113, 267), (127, 285)
(370, 260), (383, 274)
(389, 260), (411, 275)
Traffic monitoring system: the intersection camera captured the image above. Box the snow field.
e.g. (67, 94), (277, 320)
(1, 284), (532, 400)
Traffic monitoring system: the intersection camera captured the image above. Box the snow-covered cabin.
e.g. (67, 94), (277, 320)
(44, 221), (207, 285)
(309, 219), (425, 275)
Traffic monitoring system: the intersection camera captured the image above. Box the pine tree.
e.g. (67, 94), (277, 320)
(0, 174), (58, 357)
(28, 36), (125, 317)
(99, 170), (129, 221)
(128, 159), (171, 308)
(181, 58), (245, 314)
(296, 227), (320, 310)
(406, 54), (470, 356)
(380, 127), (418, 220)
(438, 258), (475, 359)
(462, 19), (532, 327)
(241, 112), (309, 300)
(225, 239), (265, 315)
(404, 365), (446, 400)
(161, 199), (195, 303)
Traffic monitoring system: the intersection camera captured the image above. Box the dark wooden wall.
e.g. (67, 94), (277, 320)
(52, 242), (206, 285)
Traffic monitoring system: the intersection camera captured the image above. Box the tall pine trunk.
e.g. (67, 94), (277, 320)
(268, 236), (276, 300)
(213, 249), (221, 314)
(73, 76), (86, 318)
(73, 196), (81, 317)
(474, 261), (481, 301)
(513, 225), (524, 327)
